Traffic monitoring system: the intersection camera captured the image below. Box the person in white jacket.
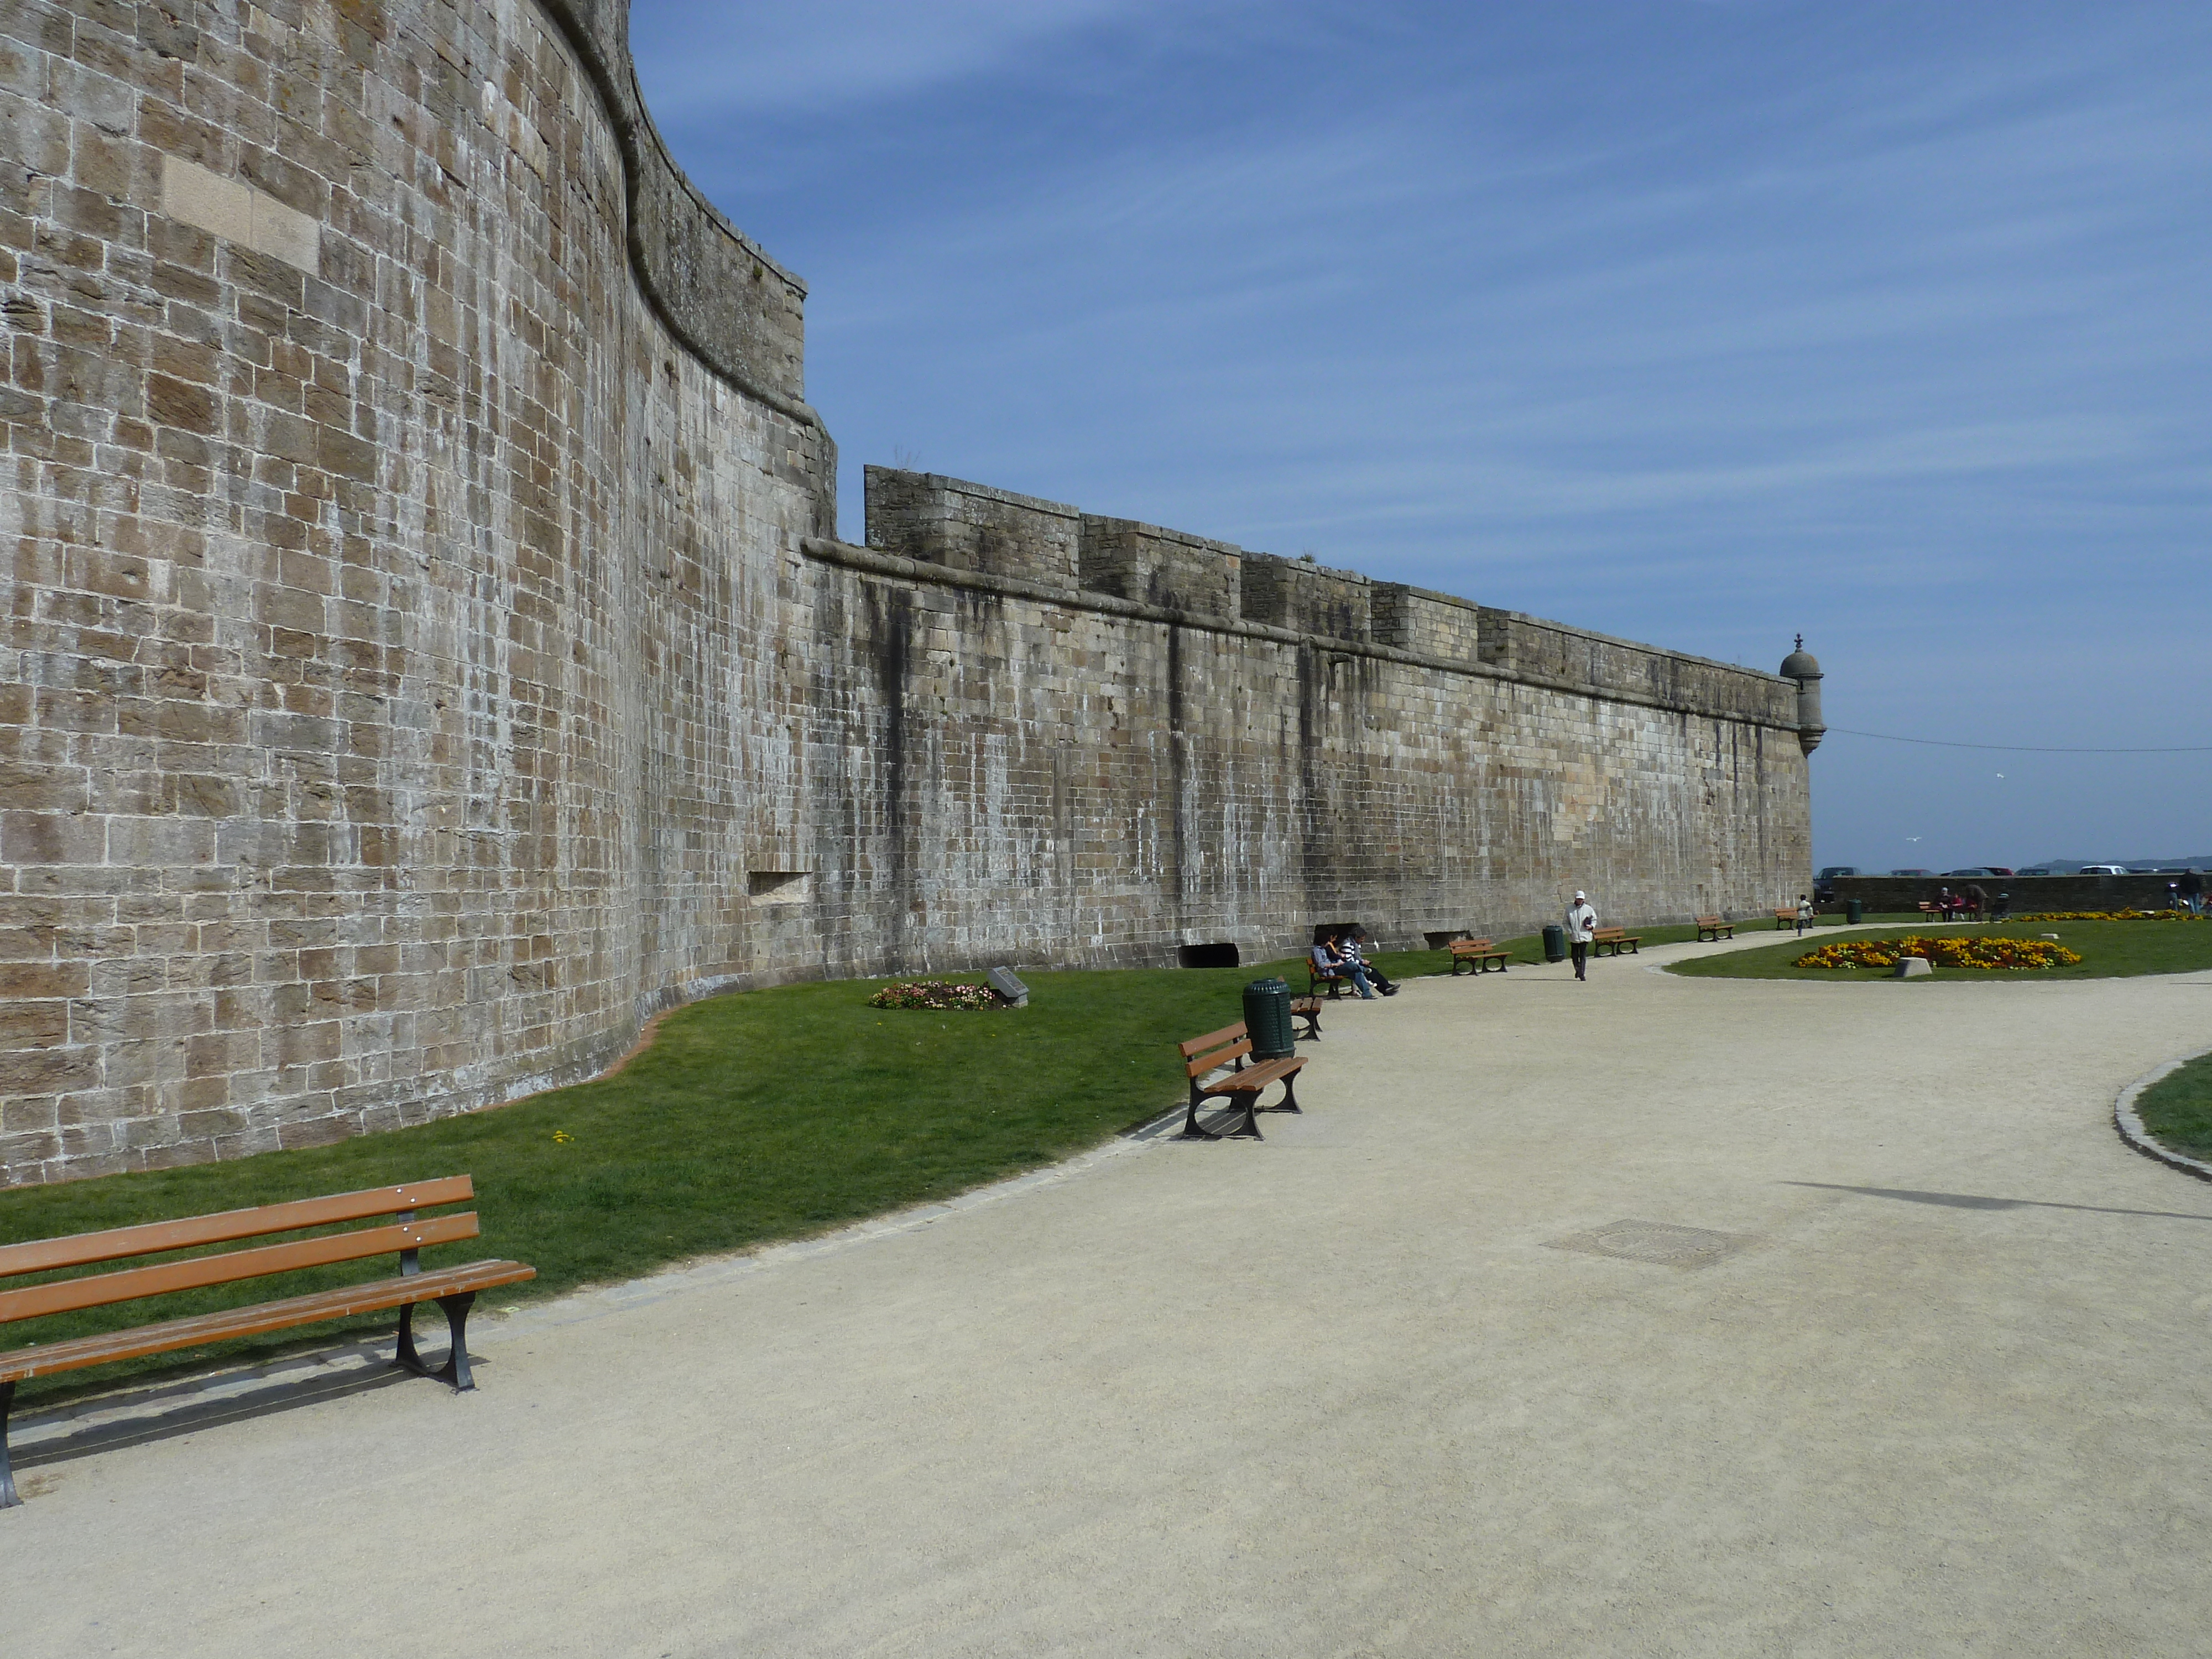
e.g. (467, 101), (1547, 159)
(1564, 890), (1598, 981)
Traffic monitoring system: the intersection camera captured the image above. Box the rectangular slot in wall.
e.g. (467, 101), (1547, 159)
(747, 871), (811, 903)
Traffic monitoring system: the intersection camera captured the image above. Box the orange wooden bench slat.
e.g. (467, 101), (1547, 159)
(1185, 1036), (1253, 1077)
(0, 1177), (476, 1280)
(1201, 1056), (1304, 1094)
(0, 1212), (482, 1324)
(1180, 1023), (1249, 1060)
(0, 1258), (536, 1385)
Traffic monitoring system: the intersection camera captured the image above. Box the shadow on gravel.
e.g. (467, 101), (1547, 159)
(12, 1337), (457, 1473)
(1788, 1181), (2212, 1222)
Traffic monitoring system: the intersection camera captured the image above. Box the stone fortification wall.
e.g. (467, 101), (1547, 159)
(807, 469), (1808, 974)
(0, 0), (828, 1185)
(0, 0), (1810, 1187)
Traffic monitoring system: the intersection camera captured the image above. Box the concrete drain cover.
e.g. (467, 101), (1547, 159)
(1546, 1219), (1747, 1269)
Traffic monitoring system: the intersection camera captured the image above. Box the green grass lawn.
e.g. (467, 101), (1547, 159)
(4, 910), (2101, 1404)
(0, 950), (1450, 1401)
(1666, 919), (2212, 982)
(2136, 1052), (2212, 1163)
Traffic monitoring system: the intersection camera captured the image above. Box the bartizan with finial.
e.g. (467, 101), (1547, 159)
(1780, 635), (1824, 754)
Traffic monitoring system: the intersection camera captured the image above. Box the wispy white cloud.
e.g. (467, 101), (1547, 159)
(630, 0), (1255, 115)
(635, 0), (2212, 866)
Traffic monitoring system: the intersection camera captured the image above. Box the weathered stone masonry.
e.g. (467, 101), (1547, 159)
(0, 0), (1810, 1186)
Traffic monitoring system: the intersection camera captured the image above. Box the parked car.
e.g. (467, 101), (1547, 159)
(2078, 864), (2131, 875)
(1890, 868), (1933, 877)
(2017, 867), (2054, 876)
(1943, 868), (1999, 878)
(1814, 865), (1859, 903)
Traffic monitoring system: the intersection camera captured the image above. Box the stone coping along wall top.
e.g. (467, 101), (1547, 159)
(804, 539), (1801, 733)
(534, 0), (818, 429)
(849, 468), (1801, 731)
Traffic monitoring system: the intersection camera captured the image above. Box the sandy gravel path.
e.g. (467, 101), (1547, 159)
(9, 937), (2211, 1657)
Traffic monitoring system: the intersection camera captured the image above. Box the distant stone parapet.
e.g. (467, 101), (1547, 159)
(855, 468), (1801, 729)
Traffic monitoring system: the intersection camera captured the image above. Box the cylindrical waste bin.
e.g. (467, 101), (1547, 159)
(1845, 898), (1863, 924)
(1542, 924), (1568, 963)
(1243, 978), (1296, 1058)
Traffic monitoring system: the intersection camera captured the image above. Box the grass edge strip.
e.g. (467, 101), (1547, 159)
(2113, 1056), (2212, 1185)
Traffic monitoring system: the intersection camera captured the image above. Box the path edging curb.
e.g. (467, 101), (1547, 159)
(2114, 1056), (2212, 1184)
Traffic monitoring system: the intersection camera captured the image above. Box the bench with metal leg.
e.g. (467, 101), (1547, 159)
(0, 1176), (534, 1506)
(1173, 1022), (1306, 1141)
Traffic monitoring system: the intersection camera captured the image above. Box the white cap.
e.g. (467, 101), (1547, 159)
(1574, 890), (1586, 901)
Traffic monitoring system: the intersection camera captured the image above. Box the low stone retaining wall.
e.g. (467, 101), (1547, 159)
(1828, 874), (2200, 914)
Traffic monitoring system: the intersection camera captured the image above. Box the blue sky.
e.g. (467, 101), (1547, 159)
(631, 1), (2211, 872)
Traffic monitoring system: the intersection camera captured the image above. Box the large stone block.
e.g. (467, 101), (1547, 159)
(864, 467), (1081, 587)
(1078, 516), (1239, 617)
(1240, 554), (1371, 642)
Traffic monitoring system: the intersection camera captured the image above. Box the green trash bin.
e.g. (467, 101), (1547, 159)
(1542, 923), (1568, 963)
(1243, 978), (1296, 1058)
(1845, 898), (1863, 924)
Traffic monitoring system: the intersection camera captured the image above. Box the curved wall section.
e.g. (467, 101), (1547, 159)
(533, 0), (816, 422)
(0, 0), (828, 1183)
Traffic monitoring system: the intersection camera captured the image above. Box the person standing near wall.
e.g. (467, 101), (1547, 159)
(1565, 890), (1598, 982)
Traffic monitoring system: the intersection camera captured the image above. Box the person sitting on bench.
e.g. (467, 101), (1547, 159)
(1311, 927), (1376, 999)
(1338, 926), (1399, 997)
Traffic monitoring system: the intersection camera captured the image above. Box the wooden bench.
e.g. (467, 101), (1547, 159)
(1175, 1022), (1305, 1141)
(1290, 995), (1324, 1041)
(1694, 915), (1735, 941)
(1773, 908), (1800, 930)
(1590, 927), (1640, 957)
(1916, 900), (1979, 923)
(1448, 938), (1511, 975)
(0, 1175), (534, 1507)
(1308, 961), (1354, 998)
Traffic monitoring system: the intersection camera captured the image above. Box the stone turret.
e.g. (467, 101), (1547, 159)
(1780, 636), (1825, 754)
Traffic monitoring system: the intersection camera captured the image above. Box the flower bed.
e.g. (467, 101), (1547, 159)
(1794, 935), (2083, 971)
(867, 979), (1000, 1011)
(2008, 910), (2207, 923)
